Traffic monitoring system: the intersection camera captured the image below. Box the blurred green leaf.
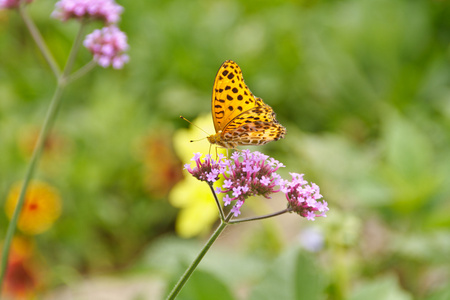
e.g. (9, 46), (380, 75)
(173, 269), (234, 300)
(348, 275), (412, 300)
(425, 286), (450, 300)
(381, 111), (439, 212)
(249, 247), (326, 300)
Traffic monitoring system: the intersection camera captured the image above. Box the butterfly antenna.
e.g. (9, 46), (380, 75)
(190, 137), (206, 143)
(180, 115), (210, 135)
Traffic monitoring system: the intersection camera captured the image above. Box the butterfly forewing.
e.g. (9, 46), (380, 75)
(212, 60), (259, 132)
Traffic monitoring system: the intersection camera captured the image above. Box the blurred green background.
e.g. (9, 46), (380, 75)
(1, 0), (450, 299)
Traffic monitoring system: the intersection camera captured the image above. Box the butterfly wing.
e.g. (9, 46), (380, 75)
(221, 101), (286, 146)
(211, 60), (260, 133)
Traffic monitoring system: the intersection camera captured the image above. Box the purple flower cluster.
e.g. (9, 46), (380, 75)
(83, 25), (129, 69)
(50, 0), (129, 69)
(185, 150), (328, 220)
(184, 153), (226, 184)
(219, 150), (284, 216)
(280, 173), (328, 221)
(51, 0), (123, 24)
(0, 0), (33, 9)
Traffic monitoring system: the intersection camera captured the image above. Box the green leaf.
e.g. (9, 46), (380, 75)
(424, 286), (450, 300)
(348, 275), (412, 300)
(382, 111), (433, 183)
(249, 247), (326, 300)
(174, 269), (234, 300)
(381, 111), (439, 211)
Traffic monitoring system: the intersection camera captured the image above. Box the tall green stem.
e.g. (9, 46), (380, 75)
(61, 20), (87, 82)
(0, 21), (88, 295)
(18, 3), (61, 79)
(166, 212), (234, 300)
(0, 84), (64, 295)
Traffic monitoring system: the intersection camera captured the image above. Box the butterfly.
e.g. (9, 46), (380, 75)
(206, 60), (286, 149)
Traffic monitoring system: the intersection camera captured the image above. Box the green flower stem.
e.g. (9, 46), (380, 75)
(66, 59), (97, 84)
(0, 22), (88, 294)
(166, 211), (234, 300)
(228, 208), (290, 224)
(18, 3), (61, 79)
(61, 20), (88, 83)
(208, 183), (225, 221)
(0, 85), (64, 294)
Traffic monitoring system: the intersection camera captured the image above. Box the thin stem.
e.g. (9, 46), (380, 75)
(0, 84), (64, 293)
(65, 59), (97, 84)
(18, 3), (61, 78)
(61, 20), (88, 84)
(166, 212), (234, 300)
(228, 208), (290, 224)
(0, 22), (88, 294)
(208, 183), (225, 221)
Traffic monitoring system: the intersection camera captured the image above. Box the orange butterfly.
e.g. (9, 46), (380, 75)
(207, 60), (286, 149)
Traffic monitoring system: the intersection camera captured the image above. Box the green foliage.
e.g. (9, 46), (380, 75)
(1, 0), (449, 298)
(348, 275), (412, 300)
(172, 269), (234, 300)
(249, 248), (327, 300)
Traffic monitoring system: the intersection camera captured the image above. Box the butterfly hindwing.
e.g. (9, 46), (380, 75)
(222, 103), (286, 145)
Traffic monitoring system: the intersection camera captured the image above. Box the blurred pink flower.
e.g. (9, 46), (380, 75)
(83, 25), (129, 69)
(51, 0), (123, 24)
(0, 0), (33, 9)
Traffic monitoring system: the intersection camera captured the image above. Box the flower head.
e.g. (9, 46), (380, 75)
(0, 0), (33, 9)
(5, 181), (62, 235)
(299, 227), (324, 252)
(185, 150), (328, 221)
(51, 0), (123, 24)
(217, 150), (284, 216)
(2, 237), (39, 299)
(184, 153), (226, 184)
(83, 25), (129, 69)
(282, 173), (328, 220)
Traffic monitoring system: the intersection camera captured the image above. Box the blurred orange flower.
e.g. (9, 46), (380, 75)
(5, 181), (62, 235)
(18, 127), (68, 159)
(2, 237), (39, 299)
(141, 132), (183, 198)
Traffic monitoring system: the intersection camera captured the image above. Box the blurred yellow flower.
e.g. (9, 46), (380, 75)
(173, 114), (223, 162)
(170, 115), (226, 238)
(4, 236), (35, 261)
(5, 181), (62, 235)
(169, 175), (219, 238)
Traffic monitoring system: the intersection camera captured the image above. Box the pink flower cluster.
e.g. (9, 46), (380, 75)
(218, 150), (284, 216)
(51, 0), (129, 68)
(83, 25), (129, 69)
(185, 150), (328, 220)
(51, 0), (123, 24)
(280, 173), (328, 221)
(184, 153), (226, 184)
(0, 0), (33, 9)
